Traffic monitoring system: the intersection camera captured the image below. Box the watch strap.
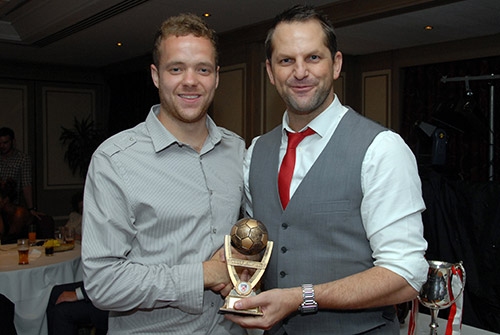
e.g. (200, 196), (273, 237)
(299, 283), (318, 314)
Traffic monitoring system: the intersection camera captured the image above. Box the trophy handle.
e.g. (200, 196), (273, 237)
(451, 261), (466, 302)
(225, 235), (240, 287)
(224, 236), (274, 292)
(247, 241), (273, 288)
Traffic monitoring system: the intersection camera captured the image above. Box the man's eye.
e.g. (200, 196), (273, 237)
(170, 67), (181, 73)
(280, 58), (292, 64)
(310, 55), (320, 61)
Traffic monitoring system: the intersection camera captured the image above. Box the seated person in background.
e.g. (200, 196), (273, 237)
(0, 293), (17, 335)
(0, 178), (33, 244)
(46, 281), (108, 335)
(64, 191), (83, 241)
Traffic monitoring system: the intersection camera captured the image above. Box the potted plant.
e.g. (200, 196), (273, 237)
(60, 115), (104, 179)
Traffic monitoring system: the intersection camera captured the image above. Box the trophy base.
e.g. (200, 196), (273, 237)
(219, 293), (263, 316)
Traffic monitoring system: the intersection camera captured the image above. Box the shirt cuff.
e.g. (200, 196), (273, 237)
(75, 287), (85, 301)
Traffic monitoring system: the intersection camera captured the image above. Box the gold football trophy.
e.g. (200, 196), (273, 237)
(219, 218), (273, 315)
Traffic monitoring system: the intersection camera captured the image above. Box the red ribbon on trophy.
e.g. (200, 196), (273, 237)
(407, 298), (419, 335)
(445, 265), (464, 335)
(408, 261), (465, 335)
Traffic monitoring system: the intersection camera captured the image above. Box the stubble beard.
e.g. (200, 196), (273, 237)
(158, 88), (208, 124)
(283, 83), (333, 116)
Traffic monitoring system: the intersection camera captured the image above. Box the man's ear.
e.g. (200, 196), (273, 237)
(266, 60), (275, 86)
(215, 65), (220, 89)
(333, 51), (343, 80)
(151, 64), (160, 89)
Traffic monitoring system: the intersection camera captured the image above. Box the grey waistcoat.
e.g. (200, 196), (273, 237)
(249, 109), (398, 335)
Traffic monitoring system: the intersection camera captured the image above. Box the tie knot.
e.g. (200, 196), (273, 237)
(286, 128), (315, 149)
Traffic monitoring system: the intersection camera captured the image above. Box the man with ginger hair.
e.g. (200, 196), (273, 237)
(82, 13), (245, 334)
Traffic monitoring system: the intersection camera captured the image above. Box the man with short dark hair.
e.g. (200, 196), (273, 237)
(226, 5), (428, 334)
(0, 127), (35, 212)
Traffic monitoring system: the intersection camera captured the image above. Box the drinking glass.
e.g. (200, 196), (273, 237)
(17, 239), (30, 265)
(55, 228), (64, 243)
(28, 224), (37, 245)
(65, 227), (75, 245)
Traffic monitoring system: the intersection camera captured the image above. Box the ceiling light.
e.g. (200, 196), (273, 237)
(203, 13), (211, 17)
(117, 42), (123, 46)
(424, 26), (433, 30)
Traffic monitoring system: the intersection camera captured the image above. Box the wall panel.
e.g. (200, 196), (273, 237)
(213, 64), (246, 137)
(42, 87), (95, 189)
(362, 70), (391, 127)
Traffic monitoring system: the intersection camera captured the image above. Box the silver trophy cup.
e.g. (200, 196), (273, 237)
(418, 260), (466, 335)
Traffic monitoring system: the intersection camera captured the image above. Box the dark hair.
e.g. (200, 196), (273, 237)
(0, 127), (15, 140)
(265, 4), (337, 63)
(152, 13), (219, 68)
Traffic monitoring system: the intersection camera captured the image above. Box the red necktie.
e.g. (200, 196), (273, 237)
(278, 128), (315, 209)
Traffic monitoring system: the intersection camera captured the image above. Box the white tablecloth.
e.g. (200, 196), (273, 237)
(400, 311), (499, 335)
(0, 242), (82, 335)
(245, 311), (499, 335)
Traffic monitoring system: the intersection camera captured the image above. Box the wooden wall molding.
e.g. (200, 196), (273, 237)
(362, 69), (392, 128)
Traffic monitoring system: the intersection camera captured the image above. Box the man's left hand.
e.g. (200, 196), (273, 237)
(224, 287), (302, 330)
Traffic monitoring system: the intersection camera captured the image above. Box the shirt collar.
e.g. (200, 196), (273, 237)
(281, 94), (346, 138)
(146, 104), (222, 153)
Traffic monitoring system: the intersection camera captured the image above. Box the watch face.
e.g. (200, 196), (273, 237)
(300, 304), (318, 314)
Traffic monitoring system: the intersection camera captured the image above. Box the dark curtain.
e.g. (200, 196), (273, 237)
(401, 56), (500, 182)
(401, 56), (500, 333)
(420, 172), (500, 332)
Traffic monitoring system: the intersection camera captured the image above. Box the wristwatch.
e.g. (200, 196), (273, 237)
(298, 284), (318, 314)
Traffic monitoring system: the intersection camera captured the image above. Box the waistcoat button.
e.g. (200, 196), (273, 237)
(281, 246), (287, 253)
(281, 223), (288, 229)
(280, 271), (287, 278)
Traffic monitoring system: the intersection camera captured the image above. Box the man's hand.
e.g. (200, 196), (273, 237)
(204, 246), (258, 297)
(203, 247), (231, 294)
(55, 291), (78, 304)
(29, 209), (44, 220)
(224, 287), (302, 330)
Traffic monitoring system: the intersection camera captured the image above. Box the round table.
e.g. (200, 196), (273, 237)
(0, 242), (82, 335)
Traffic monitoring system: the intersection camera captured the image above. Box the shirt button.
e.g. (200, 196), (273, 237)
(281, 246), (287, 253)
(212, 228), (217, 234)
(280, 271), (287, 278)
(281, 223), (288, 230)
(211, 302), (215, 307)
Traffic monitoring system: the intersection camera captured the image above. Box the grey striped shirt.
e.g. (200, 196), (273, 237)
(82, 105), (246, 334)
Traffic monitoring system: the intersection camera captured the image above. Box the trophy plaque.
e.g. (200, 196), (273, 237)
(219, 218), (273, 316)
(418, 260), (466, 335)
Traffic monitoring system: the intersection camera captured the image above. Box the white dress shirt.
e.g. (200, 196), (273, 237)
(244, 96), (428, 291)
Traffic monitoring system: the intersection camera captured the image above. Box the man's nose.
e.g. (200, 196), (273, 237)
(293, 60), (309, 80)
(182, 69), (198, 86)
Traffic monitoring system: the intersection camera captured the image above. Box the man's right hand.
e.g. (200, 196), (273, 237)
(203, 246), (254, 296)
(55, 291), (78, 304)
(203, 247), (230, 294)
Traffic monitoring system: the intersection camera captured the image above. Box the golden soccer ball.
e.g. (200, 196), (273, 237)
(230, 218), (268, 255)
